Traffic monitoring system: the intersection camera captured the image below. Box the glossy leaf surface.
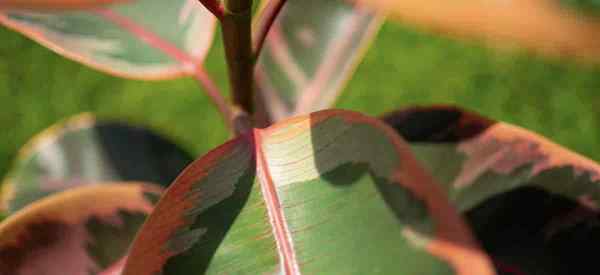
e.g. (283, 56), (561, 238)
(358, 0), (600, 62)
(255, 0), (382, 121)
(0, 0), (216, 79)
(0, 0), (127, 10)
(383, 105), (600, 274)
(1, 113), (192, 214)
(124, 110), (494, 275)
(0, 183), (161, 275)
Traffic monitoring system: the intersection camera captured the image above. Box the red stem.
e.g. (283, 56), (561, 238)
(196, 0), (225, 20)
(221, 0), (255, 115)
(252, 0), (288, 59)
(93, 8), (233, 129)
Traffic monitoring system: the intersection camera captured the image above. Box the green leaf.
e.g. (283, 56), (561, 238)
(0, 0), (127, 10)
(0, 182), (161, 275)
(1, 113), (192, 214)
(255, 0), (382, 121)
(356, 0), (600, 62)
(0, 0), (216, 79)
(123, 109), (494, 275)
(383, 105), (600, 274)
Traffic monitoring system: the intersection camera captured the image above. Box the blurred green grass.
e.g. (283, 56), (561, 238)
(1, 21), (600, 180)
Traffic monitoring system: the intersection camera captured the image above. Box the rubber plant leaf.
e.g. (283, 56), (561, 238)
(383, 105), (600, 274)
(0, 182), (161, 275)
(0, 0), (129, 10)
(122, 109), (495, 275)
(254, 0), (382, 121)
(356, 0), (600, 62)
(0, 0), (216, 79)
(0, 113), (192, 214)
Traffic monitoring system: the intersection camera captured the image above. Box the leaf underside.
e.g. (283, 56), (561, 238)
(0, 0), (216, 79)
(124, 109), (494, 275)
(383, 105), (600, 275)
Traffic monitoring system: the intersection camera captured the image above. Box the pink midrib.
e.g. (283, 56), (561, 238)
(252, 129), (300, 275)
(93, 8), (233, 125)
(293, 8), (372, 114)
(92, 8), (196, 69)
(97, 6), (299, 273)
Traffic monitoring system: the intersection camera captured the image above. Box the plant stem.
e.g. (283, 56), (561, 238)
(252, 0), (287, 59)
(196, 0), (225, 19)
(93, 8), (234, 130)
(222, 0), (254, 116)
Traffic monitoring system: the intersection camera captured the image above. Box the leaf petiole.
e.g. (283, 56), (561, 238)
(252, 0), (288, 61)
(196, 0), (225, 20)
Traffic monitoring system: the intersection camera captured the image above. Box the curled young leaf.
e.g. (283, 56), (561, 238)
(357, 0), (600, 62)
(1, 113), (192, 214)
(254, 0), (382, 121)
(123, 110), (494, 275)
(0, 182), (161, 275)
(383, 105), (600, 274)
(0, 0), (216, 79)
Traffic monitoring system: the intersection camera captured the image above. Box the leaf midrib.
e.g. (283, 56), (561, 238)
(92, 7), (196, 70)
(253, 128), (301, 275)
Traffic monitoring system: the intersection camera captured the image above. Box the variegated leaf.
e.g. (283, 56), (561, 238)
(1, 113), (192, 214)
(0, 183), (161, 275)
(357, 0), (600, 62)
(383, 105), (600, 274)
(0, 0), (128, 10)
(0, 0), (216, 79)
(255, 0), (382, 121)
(123, 110), (494, 275)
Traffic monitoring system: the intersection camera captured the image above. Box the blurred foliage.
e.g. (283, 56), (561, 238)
(1, 22), (600, 181)
(561, 0), (600, 15)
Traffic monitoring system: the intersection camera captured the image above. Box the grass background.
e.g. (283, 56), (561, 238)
(1, 20), (600, 180)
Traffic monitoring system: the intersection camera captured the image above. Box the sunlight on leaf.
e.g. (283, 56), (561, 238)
(1, 113), (191, 214)
(255, 0), (382, 121)
(123, 109), (494, 275)
(358, 0), (600, 62)
(0, 0), (216, 79)
(0, 0), (128, 10)
(0, 183), (161, 275)
(383, 105), (600, 274)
